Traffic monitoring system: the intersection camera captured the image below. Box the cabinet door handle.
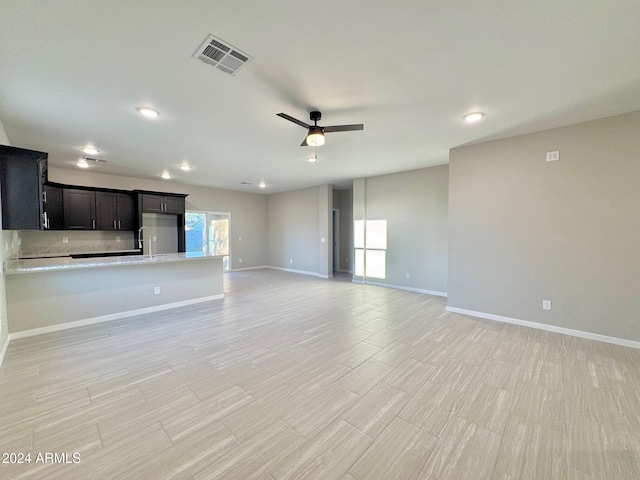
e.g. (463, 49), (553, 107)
(118, 220), (121, 230)
(114, 220), (117, 229)
(42, 213), (48, 229)
(43, 191), (47, 203)
(93, 219), (96, 229)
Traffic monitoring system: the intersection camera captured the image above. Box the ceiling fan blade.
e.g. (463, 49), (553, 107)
(323, 124), (364, 133)
(277, 113), (311, 129)
(300, 135), (309, 147)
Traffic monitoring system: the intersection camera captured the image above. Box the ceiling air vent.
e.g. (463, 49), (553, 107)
(193, 35), (252, 76)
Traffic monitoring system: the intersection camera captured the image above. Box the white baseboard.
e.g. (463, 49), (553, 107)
(267, 266), (329, 279)
(8, 294), (225, 341)
(364, 280), (447, 297)
(445, 306), (640, 350)
(350, 278), (447, 297)
(0, 333), (9, 369)
(231, 265), (269, 271)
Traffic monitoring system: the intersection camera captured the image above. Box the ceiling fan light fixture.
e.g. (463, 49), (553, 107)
(76, 158), (90, 169)
(306, 126), (325, 147)
(179, 163), (192, 171)
(161, 171), (171, 179)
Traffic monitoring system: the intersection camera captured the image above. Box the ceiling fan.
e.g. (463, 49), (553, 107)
(276, 111), (364, 146)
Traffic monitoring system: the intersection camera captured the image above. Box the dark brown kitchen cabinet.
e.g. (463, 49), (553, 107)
(140, 193), (184, 214)
(0, 145), (48, 230)
(95, 192), (135, 231)
(116, 194), (135, 230)
(43, 184), (64, 230)
(63, 188), (96, 230)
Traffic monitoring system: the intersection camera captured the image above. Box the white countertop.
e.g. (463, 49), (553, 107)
(18, 249), (141, 259)
(4, 252), (224, 274)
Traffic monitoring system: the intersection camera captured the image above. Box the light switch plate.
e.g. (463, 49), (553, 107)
(542, 300), (552, 310)
(546, 151), (560, 162)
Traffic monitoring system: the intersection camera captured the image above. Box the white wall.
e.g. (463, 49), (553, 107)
(448, 111), (640, 343)
(48, 168), (268, 269)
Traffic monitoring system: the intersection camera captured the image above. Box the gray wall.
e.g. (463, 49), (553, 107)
(448, 111), (640, 342)
(355, 166), (449, 294)
(267, 186), (320, 274)
(48, 168), (268, 269)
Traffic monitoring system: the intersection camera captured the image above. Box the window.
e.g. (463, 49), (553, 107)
(186, 211), (230, 270)
(354, 219), (387, 279)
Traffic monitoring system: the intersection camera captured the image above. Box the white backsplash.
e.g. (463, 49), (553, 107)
(19, 230), (136, 258)
(2, 231), (21, 261)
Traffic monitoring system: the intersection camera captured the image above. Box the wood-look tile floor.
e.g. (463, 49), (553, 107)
(1, 269), (639, 479)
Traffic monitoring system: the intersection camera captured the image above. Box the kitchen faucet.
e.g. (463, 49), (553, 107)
(137, 226), (154, 258)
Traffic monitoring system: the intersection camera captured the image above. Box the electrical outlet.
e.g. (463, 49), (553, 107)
(239, 236), (242, 241)
(289, 259), (293, 264)
(154, 286), (160, 295)
(239, 258), (242, 263)
(62, 237), (69, 244)
(116, 236), (121, 242)
(542, 300), (552, 310)
(406, 272), (411, 279)
(321, 237), (326, 243)
(152, 236), (157, 242)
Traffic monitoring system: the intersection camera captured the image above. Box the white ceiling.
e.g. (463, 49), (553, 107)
(1, 1), (639, 193)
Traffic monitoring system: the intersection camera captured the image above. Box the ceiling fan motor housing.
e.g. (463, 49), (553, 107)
(310, 111), (321, 123)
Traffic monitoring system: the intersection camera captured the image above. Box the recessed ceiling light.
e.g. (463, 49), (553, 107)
(258, 182), (266, 189)
(161, 171), (171, 179)
(137, 107), (160, 118)
(464, 112), (484, 123)
(82, 146), (99, 155)
(179, 163), (192, 171)
(308, 155), (317, 164)
(77, 158), (90, 169)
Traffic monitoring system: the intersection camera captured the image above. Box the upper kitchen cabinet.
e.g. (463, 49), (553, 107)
(95, 191), (135, 231)
(0, 145), (48, 230)
(43, 184), (64, 230)
(139, 192), (186, 215)
(63, 188), (96, 230)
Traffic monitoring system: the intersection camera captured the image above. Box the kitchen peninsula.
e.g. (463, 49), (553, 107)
(4, 252), (224, 336)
